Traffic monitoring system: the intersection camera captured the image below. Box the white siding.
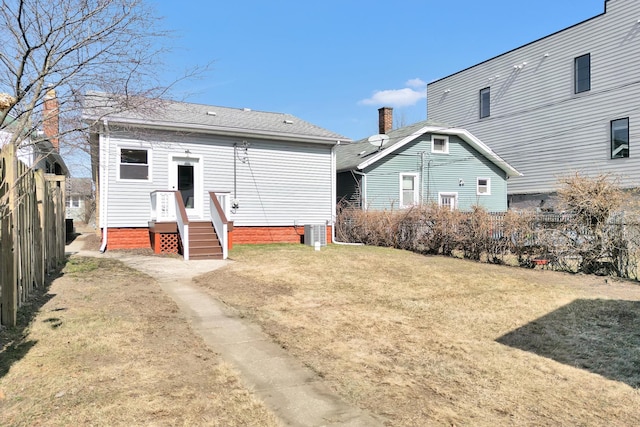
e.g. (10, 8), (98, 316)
(101, 128), (333, 227)
(427, 0), (640, 194)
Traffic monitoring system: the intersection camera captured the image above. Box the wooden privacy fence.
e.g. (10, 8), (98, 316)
(0, 144), (66, 326)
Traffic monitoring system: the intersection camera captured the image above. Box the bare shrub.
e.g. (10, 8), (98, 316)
(335, 174), (640, 279)
(556, 173), (636, 276)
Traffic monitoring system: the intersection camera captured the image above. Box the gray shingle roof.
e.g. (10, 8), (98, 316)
(336, 119), (521, 177)
(336, 120), (447, 171)
(83, 92), (349, 144)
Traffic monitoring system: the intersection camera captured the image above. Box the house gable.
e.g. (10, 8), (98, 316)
(362, 134), (509, 211)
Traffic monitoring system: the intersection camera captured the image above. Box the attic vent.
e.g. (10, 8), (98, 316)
(283, 119), (293, 124)
(243, 108), (251, 112)
(206, 111), (217, 116)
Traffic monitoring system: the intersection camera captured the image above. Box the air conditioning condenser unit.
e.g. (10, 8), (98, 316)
(304, 224), (327, 246)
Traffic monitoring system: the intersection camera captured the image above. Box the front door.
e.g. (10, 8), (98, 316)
(170, 155), (202, 218)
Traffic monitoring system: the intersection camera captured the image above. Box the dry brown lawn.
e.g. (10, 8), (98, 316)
(194, 244), (640, 427)
(0, 256), (279, 427)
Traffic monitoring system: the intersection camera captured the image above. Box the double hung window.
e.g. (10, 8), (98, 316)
(477, 178), (491, 195)
(400, 173), (419, 208)
(119, 148), (150, 180)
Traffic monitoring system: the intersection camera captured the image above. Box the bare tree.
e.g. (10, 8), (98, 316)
(0, 0), (202, 167)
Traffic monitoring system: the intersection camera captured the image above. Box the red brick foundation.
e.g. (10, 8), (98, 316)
(104, 228), (152, 250)
(231, 226), (333, 245)
(103, 225), (333, 250)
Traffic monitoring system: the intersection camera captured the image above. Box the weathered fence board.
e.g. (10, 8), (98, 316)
(0, 144), (65, 326)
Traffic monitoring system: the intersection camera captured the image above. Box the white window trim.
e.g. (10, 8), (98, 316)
(117, 146), (152, 182)
(431, 135), (449, 154)
(476, 177), (491, 196)
(438, 192), (458, 211)
(399, 173), (419, 208)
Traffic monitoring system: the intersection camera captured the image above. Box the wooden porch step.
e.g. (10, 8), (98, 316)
(187, 221), (223, 260)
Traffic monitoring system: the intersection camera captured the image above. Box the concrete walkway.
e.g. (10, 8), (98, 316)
(66, 234), (384, 427)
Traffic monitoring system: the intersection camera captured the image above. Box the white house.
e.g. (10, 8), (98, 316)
(427, 0), (639, 209)
(84, 93), (349, 259)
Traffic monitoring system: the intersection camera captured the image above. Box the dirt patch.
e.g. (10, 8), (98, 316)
(195, 244), (640, 427)
(0, 256), (280, 426)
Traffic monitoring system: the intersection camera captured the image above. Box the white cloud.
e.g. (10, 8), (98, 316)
(406, 78), (427, 89)
(358, 87), (426, 108)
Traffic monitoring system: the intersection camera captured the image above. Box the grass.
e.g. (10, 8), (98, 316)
(194, 244), (640, 426)
(0, 256), (280, 427)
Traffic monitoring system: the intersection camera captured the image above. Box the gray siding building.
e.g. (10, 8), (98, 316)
(427, 0), (639, 208)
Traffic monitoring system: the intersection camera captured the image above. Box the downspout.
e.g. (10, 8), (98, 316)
(99, 120), (110, 253)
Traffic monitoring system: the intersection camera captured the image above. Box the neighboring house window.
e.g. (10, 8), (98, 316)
(431, 135), (449, 154)
(400, 173), (419, 208)
(611, 118), (629, 159)
(477, 178), (491, 195)
(574, 54), (591, 94)
(479, 87), (490, 118)
(66, 196), (81, 208)
(119, 148), (150, 180)
(439, 192), (458, 211)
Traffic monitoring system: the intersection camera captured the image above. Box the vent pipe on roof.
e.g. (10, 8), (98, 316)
(378, 106), (393, 134)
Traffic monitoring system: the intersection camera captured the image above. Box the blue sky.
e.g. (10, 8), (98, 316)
(152, 0), (605, 142)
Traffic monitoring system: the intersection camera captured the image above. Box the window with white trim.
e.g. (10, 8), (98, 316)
(477, 177), (491, 195)
(439, 192), (458, 211)
(119, 147), (150, 180)
(431, 135), (449, 154)
(400, 173), (419, 208)
(66, 195), (81, 208)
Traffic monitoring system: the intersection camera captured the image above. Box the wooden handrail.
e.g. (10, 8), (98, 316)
(174, 191), (190, 259)
(209, 192), (230, 260)
(174, 191), (189, 225)
(208, 191), (228, 225)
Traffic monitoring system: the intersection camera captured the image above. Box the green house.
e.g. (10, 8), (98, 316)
(336, 109), (521, 212)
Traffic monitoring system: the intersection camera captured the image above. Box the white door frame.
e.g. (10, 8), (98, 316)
(438, 192), (458, 211)
(169, 154), (203, 219)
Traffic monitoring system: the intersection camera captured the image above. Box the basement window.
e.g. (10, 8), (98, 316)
(119, 148), (150, 180)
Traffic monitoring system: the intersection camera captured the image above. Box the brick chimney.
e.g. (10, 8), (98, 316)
(378, 106), (393, 134)
(43, 89), (59, 151)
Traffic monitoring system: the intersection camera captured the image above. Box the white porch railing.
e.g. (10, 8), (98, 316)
(150, 190), (177, 222)
(209, 191), (230, 260)
(150, 190), (189, 260)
